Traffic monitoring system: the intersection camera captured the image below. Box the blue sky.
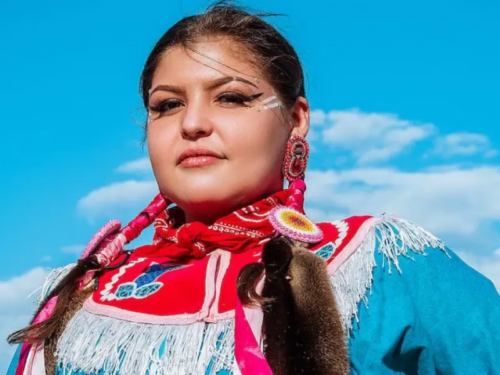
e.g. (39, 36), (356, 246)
(1, 0), (499, 371)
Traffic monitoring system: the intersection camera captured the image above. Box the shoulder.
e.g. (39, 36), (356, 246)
(315, 214), (446, 272)
(317, 214), (449, 333)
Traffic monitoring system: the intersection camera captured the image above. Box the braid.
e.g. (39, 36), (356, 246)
(8, 193), (169, 345)
(237, 236), (349, 375)
(7, 256), (100, 344)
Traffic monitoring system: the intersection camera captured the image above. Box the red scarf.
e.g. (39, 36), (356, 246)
(134, 189), (291, 259)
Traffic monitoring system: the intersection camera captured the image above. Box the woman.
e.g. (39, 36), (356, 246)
(7, 3), (500, 375)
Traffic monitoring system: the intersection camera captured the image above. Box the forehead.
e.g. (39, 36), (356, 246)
(152, 37), (262, 85)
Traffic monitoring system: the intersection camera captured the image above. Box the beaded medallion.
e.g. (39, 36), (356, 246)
(269, 206), (323, 243)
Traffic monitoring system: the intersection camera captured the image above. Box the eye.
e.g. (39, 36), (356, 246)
(216, 92), (263, 107)
(149, 99), (184, 115)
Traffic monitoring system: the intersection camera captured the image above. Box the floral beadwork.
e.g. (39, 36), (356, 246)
(313, 242), (336, 260)
(115, 263), (186, 300)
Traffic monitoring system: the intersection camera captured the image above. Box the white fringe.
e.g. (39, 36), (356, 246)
(330, 215), (446, 335)
(330, 229), (376, 334)
(54, 215), (446, 372)
(56, 309), (235, 375)
(36, 263), (75, 307)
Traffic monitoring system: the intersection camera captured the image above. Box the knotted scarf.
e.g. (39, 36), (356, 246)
(134, 189), (291, 259)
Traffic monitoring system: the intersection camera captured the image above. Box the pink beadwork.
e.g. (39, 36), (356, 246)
(286, 179), (306, 213)
(80, 220), (122, 259)
(121, 194), (169, 243)
(78, 194), (169, 288)
(94, 233), (128, 267)
(283, 136), (309, 183)
(85, 194), (168, 265)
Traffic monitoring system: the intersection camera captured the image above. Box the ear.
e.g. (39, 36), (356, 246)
(289, 96), (310, 138)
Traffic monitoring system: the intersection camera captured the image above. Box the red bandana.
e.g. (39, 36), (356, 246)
(86, 207), (375, 324)
(133, 189), (291, 260)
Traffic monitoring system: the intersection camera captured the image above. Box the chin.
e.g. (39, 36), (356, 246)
(160, 168), (273, 216)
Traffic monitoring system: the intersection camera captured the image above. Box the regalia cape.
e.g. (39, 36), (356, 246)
(14, 214), (445, 375)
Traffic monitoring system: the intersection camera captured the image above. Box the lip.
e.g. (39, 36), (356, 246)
(177, 147), (224, 167)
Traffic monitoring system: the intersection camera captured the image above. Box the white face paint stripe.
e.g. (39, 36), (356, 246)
(254, 94), (281, 111)
(264, 102), (280, 109)
(261, 96), (281, 110)
(261, 95), (277, 104)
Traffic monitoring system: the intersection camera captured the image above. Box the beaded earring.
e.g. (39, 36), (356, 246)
(282, 135), (309, 183)
(269, 136), (323, 243)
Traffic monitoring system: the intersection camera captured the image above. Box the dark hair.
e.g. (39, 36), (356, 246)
(8, 2), (306, 346)
(140, 2), (305, 116)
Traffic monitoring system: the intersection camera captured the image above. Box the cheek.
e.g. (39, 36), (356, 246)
(147, 124), (176, 171)
(223, 113), (288, 169)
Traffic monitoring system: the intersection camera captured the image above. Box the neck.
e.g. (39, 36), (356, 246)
(183, 203), (233, 225)
(181, 187), (285, 225)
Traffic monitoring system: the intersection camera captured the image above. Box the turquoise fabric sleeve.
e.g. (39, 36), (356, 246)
(5, 344), (21, 375)
(349, 237), (500, 374)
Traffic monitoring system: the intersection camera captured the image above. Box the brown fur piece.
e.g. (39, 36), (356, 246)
(260, 238), (349, 375)
(44, 285), (93, 374)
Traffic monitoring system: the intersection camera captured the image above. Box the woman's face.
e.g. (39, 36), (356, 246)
(147, 37), (308, 223)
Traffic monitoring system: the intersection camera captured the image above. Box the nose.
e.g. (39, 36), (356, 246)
(180, 100), (213, 140)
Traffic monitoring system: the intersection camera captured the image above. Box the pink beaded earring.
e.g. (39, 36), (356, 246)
(282, 135), (309, 183)
(269, 136), (323, 243)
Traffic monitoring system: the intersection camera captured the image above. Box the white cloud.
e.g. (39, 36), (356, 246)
(0, 268), (48, 373)
(78, 158), (158, 220)
(317, 109), (435, 164)
(305, 206), (345, 223)
(433, 132), (497, 158)
(306, 166), (500, 235)
(115, 158), (152, 174)
(311, 109), (497, 165)
(0, 268), (46, 305)
(61, 244), (85, 255)
(310, 109), (327, 126)
(305, 165), (500, 292)
(77, 180), (158, 220)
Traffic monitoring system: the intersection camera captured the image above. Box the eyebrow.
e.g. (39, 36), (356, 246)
(149, 75), (258, 97)
(206, 76), (258, 90)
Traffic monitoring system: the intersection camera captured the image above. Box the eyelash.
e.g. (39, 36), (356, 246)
(148, 92), (264, 114)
